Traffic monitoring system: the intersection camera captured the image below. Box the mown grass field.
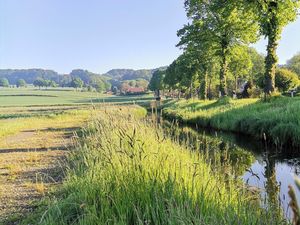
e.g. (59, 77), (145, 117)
(0, 106), (101, 224)
(0, 88), (154, 224)
(0, 87), (152, 106)
(21, 107), (283, 225)
(162, 96), (300, 149)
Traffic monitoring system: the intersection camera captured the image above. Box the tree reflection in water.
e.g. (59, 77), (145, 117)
(153, 116), (299, 219)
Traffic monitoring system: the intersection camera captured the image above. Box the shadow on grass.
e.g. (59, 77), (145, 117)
(0, 146), (69, 154)
(74, 95), (154, 104)
(164, 96), (300, 149)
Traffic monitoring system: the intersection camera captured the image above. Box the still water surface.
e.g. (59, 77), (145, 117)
(156, 116), (300, 220)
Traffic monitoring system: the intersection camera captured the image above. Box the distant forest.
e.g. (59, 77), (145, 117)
(0, 68), (165, 93)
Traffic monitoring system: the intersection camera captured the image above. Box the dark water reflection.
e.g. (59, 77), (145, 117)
(152, 114), (300, 220)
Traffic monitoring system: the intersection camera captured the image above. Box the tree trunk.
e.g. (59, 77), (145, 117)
(264, 9), (279, 95)
(201, 66), (208, 100)
(208, 78), (212, 100)
(220, 44), (228, 97)
(235, 76), (238, 94)
(190, 81), (193, 99)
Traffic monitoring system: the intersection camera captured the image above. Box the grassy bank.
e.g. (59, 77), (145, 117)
(23, 106), (283, 225)
(162, 96), (300, 149)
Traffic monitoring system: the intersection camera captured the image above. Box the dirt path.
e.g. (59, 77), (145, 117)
(0, 126), (79, 224)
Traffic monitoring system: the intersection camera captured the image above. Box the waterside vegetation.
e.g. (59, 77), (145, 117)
(162, 96), (300, 149)
(22, 106), (287, 225)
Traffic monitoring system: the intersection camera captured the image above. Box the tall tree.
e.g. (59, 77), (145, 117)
(177, 23), (218, 100)
(0, 78), (9, 87)
(248, 47), (265, 83)
(248, 0), (300, 94)
(149, 70), (165, 99)
(183, 0), (259, 96)
(16, 79), (26, 88)
(228, 46), (252, 94)
(70, 77), (83, 90)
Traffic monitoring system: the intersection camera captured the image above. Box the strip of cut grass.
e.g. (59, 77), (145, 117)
(22, 106), (284, 225)
(0, 109), (91, 140)
(163, 96), (300, 148)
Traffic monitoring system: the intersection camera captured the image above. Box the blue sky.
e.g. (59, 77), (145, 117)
(0, 0), (299, 74)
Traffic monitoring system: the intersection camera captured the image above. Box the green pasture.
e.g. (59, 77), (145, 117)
(0, 87), (153, 106)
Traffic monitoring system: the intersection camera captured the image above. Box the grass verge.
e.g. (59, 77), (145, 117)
(163, 96), (300, 149)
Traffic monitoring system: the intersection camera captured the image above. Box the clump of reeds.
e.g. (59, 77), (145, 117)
(289, 177), (300, 225)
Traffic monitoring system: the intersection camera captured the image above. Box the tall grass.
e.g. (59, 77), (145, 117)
(163, 96), (300, 149)
(25, 106), (286, 225)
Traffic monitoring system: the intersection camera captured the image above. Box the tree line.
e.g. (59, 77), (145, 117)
(149, 0), (300, 100)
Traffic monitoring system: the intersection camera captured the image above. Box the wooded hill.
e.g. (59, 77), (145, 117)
(0, 67), (166, 85)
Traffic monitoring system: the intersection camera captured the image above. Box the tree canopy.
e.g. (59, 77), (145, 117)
(180, 0), (259, 96)
(0, 78), (9, 87)
(247, 0), (300, 94)
(286, 52), (300, 77)
(16, 79), (26, 88)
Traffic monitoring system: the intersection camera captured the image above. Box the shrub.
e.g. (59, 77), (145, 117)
(275, 68), (299, 92)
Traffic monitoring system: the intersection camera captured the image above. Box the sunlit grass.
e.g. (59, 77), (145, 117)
(163, 96), (300, 148)
(0, 109), (91, 140)
(24, 107), (284, 225)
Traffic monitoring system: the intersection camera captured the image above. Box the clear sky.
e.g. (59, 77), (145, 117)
(0, 0), (299, 74)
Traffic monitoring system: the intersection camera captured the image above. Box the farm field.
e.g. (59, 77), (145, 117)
(0, 88), (154, 224)
(0, 87), (153, 106)
(0, 106), (96, 224)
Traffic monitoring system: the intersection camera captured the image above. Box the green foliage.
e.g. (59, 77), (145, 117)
(16, 79), (26, 88)
(26, 108), (279, 225)
(286, 52), (300, 77)
(0, 69), (59, 85)
(163, 97), (300, 148)
(70, 77), (83, 89)
(181, 0), (259, 96)
(135, 79), (149, 89)
(148, 70), (165, 91)
(288, 177), (300, 225)
(70, 69), (92, 84)
(33, 78), (45, 88)
(89, 76), (108, 92)
(33, 78), (58, 88)
(106, 69), (153, 81)
(248, 47), (265, 82)
(248, 0), (300, 94)
(256, 68), (300, 92)
(0, 78), (9, 87)
(275, 68), (299, 92)
(228, 46), (253, 92)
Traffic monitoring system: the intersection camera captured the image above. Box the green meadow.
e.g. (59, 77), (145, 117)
(0, 87), (153, 106)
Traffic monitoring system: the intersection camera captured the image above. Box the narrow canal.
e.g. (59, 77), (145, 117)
(150, 108), (300, 220)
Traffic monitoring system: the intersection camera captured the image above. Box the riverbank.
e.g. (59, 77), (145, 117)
(162, 96), (300, 150)
(22, 106), (283, 224)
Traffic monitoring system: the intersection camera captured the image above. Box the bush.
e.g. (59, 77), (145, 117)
(255, 69), (299, 93)
(275, 68), (299, 92)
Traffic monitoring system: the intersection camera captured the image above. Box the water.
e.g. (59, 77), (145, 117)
(151, 113), (300, 220)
